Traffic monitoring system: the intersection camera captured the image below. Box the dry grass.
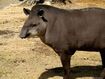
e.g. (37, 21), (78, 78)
(0, 0), (105, 79)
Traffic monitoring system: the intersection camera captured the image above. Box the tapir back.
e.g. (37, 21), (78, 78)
(45, 8), (105, 51)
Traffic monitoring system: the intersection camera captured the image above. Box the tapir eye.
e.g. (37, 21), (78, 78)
(31, 24), (37, 27)
(31, 23), (40, 27)
(32, 24), (37, 27)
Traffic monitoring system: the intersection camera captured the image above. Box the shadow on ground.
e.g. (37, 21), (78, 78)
(0, 30), (18, 39)
(39, 65), (103, 79)
(0, 30), (15, 35)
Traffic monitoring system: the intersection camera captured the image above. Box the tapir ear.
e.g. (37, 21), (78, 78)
(37, 9), (48, 22)
(37, 9), (44, 16)
(23, 8), (31, 15)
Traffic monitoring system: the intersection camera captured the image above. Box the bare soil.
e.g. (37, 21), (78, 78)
(0, 0), (105, 79)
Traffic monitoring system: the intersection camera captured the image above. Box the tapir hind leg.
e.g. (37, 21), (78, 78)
(100, 51), (105, 78)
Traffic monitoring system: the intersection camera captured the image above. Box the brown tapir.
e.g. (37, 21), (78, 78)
(20, 5), (105, 79)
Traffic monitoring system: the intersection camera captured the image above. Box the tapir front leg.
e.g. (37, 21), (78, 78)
(59, 50), (75, 79)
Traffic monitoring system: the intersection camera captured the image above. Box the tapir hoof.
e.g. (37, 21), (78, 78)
(100, 68), (105, 78)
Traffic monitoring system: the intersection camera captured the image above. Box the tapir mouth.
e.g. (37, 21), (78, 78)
(19, 33), (30, 39)
(19, 27), (39, 39)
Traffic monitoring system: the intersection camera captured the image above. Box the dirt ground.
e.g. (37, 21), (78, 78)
(1, 0), (105, 79)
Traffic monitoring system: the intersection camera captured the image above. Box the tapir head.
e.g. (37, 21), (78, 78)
(19, 6), (48, 38)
